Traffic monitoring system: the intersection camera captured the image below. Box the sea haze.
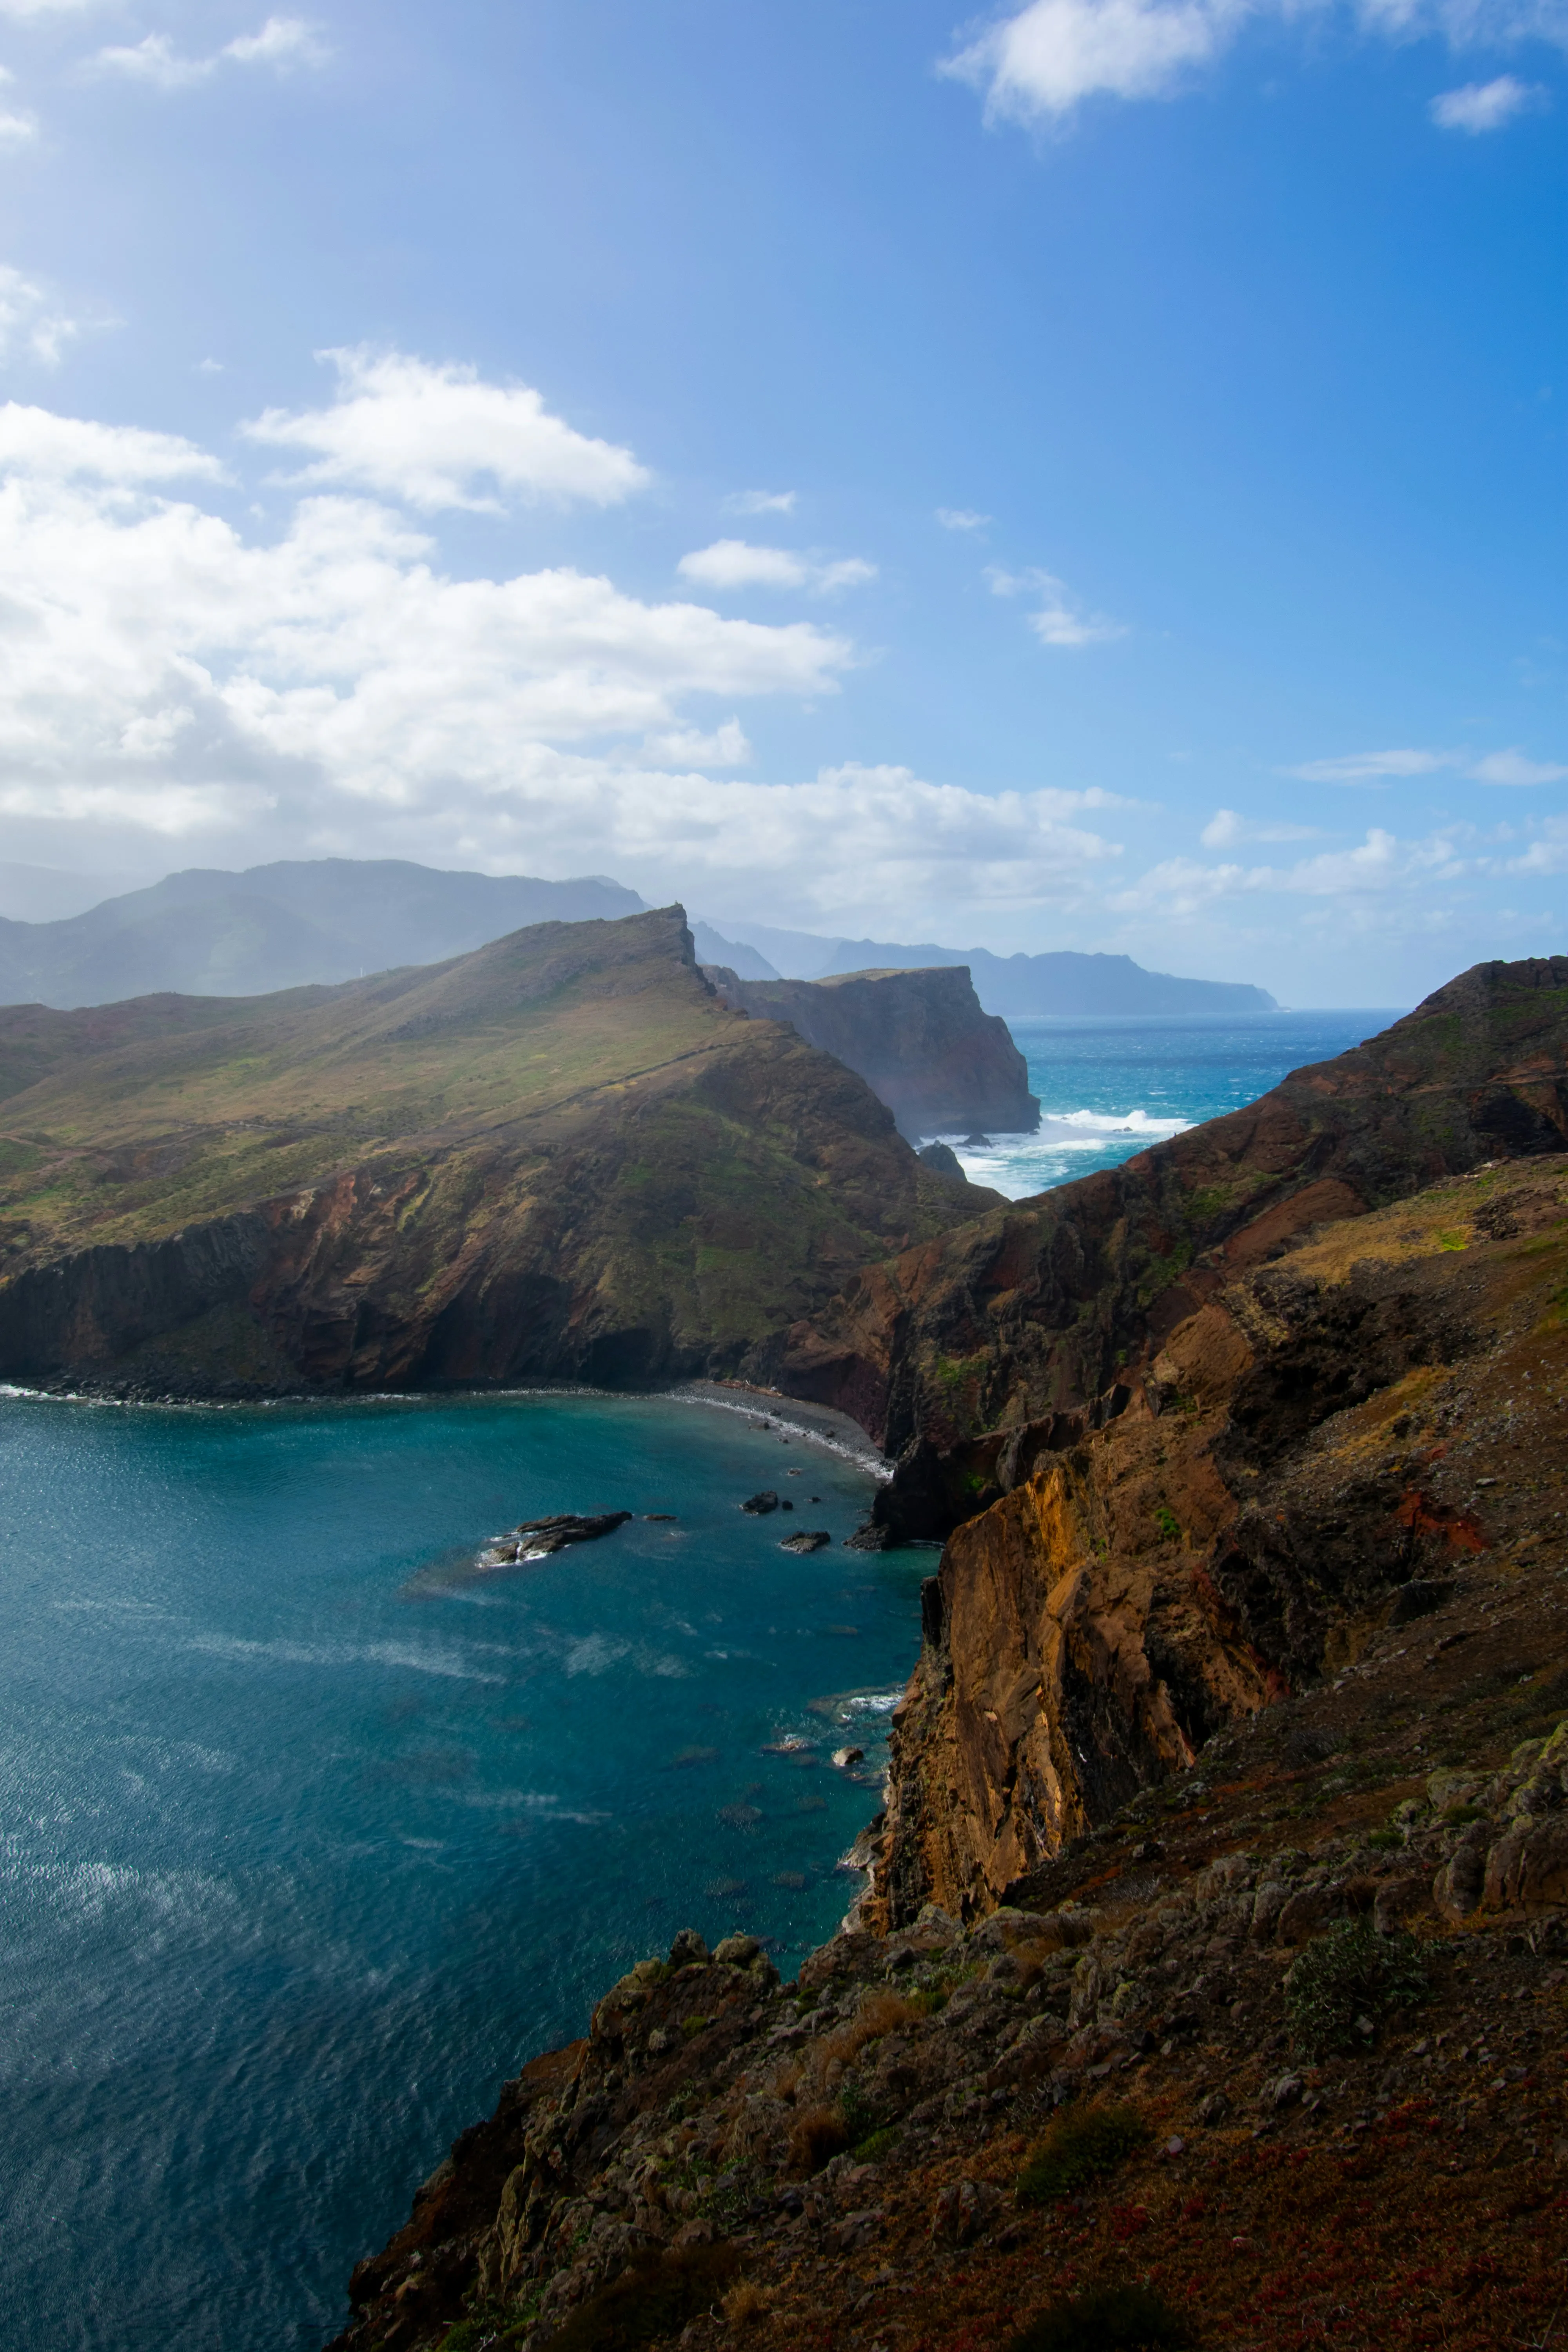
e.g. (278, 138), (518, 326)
(942, 1009), (1406, 1198)
(0, 1391), (906, 2352)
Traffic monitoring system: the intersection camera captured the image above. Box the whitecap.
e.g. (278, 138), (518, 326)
(185, 1632), (505, 1682)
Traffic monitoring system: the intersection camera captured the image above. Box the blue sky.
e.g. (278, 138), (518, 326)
(0, 0), (1561, 1002)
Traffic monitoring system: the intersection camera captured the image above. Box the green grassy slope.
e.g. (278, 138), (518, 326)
(0, 907), (998, 1394)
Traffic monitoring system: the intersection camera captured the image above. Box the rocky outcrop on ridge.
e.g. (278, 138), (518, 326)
(0, 908), (1000, 1397)
(701, 965), (1039, 1141)
(774, 955), (1568, 1459)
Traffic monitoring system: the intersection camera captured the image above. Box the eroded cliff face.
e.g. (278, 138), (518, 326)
(701, 965), (1039, 1141)
(776, 955), (1568, 1456)
(869, 1154), (1568, 1927)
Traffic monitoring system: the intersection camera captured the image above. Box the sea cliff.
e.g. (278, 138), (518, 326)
(701, 965), (1039, 1141)
(324, 959), (1568, 2352)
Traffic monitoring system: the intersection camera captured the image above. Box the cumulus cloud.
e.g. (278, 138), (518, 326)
(0, 401), (225, 479)
(724, 488), (797, 515)
(936, 507), (992, 531)
(945, 0), (1568, 122)
(0, 106), (37, 145)
(90, 15), (329, 89)
(0, 266), (82, 366)
(987, 562), (1125, 647)
(243, 347), (650, 512)
(1111, 825), (1474, 916)
(0, 384), (1136, 932)
(1430, 73), (1543, 128)
(676, 540), (877, 595)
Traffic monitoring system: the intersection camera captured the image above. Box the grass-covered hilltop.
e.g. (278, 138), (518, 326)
(318, 955), (1568, 2352)
(0, 906), (998, 1395)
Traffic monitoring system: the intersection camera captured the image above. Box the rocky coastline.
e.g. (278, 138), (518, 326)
(323, 958), (1568, 2352)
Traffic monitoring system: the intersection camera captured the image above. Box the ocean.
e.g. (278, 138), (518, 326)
(939, 1008), (1405, 1196)
(0, 1008), (1405, 2351)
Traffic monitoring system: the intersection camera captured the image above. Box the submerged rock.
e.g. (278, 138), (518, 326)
(742, 1490), (780, 1515)
(779, 1530), (831, 1554)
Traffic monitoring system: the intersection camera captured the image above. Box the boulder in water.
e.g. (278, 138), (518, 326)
(511, 1511), (632, 1556)
(740, 1490), (780, 1514)
(779, 1530), (831, 1554)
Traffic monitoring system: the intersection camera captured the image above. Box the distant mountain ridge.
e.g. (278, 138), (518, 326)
(0, 860), (645, 1008)
(0, 856), (1277, 1017)
(707, 922), (1280, 1016)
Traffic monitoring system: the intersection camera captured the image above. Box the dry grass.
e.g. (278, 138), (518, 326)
(720, 2279), (772, 2327)
(812, 1987), (920, 2076)
(785, 2103), (851, 2175)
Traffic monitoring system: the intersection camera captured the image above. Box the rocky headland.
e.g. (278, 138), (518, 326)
(700, 965), (1039, 1142)
(324, 956), (1568, 2352)
(0, 907), (1001, 1397)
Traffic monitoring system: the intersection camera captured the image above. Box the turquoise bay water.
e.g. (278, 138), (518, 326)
(943, 1008), (1407, 1198)
(0, 1390), (907, 2352)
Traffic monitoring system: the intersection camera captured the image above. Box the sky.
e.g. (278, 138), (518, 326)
(0, 0), (1561, 1004)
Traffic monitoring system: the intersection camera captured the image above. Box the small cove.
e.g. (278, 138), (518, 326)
(0, 1389), (907, 2352)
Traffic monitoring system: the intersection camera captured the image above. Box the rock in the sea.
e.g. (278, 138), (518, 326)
(741, 1490), (780, 1514)
(510, 1511), (632, 1555)
(833, 1746), (866, 1769)
(780, 1530), (831, 1554)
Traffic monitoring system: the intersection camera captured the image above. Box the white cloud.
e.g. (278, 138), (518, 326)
(945, 0), (1568, 123)
(0, 402), (225, 479)
(945, 0), (1248, 121)
(1469, 746), (1568, 784)
(243, 347), (650, 513)
(677, 540), (878, 595)
(1111, 824), (1474, 916)
(0, 106), (37, 143)
(1200, 807), (1320, 847)
(987, 562), (1125, 647)
(640, 719), (753, 769)
(724, 488), (797, 515)
(0, 384), (1136, 933)
(90, 15), (329, 89)
(1431, 74), (1543, 128)
(936, 507), (992, 531)
(223, 16), (330, 69)
(1286, 746), (1450, 783)
(0, 265), (84, 367)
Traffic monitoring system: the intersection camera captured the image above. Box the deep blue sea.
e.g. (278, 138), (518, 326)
(0, 1390), (905, 2352)
(0, 1008), (1410, 2352)
(940, 1008), (1407, 1197)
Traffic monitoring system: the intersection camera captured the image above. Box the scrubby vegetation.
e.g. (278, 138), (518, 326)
(1008, 2283), (1195, 2351)
(1016, 2104), (1151, 2206)
(1286, 1922), (1430, 2058)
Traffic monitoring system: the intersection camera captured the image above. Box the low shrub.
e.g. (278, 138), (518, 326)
(720, 2278), (771, 2328)
(1016, 2103), (1150, 2206)
(852, 2124), (900, 2163)
(1287, 1921), (1430, 2058)
(1007, 2283), (1194, 2351)
(786, 2102), (851, 2174)
(547, 2245), (741, 2352)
